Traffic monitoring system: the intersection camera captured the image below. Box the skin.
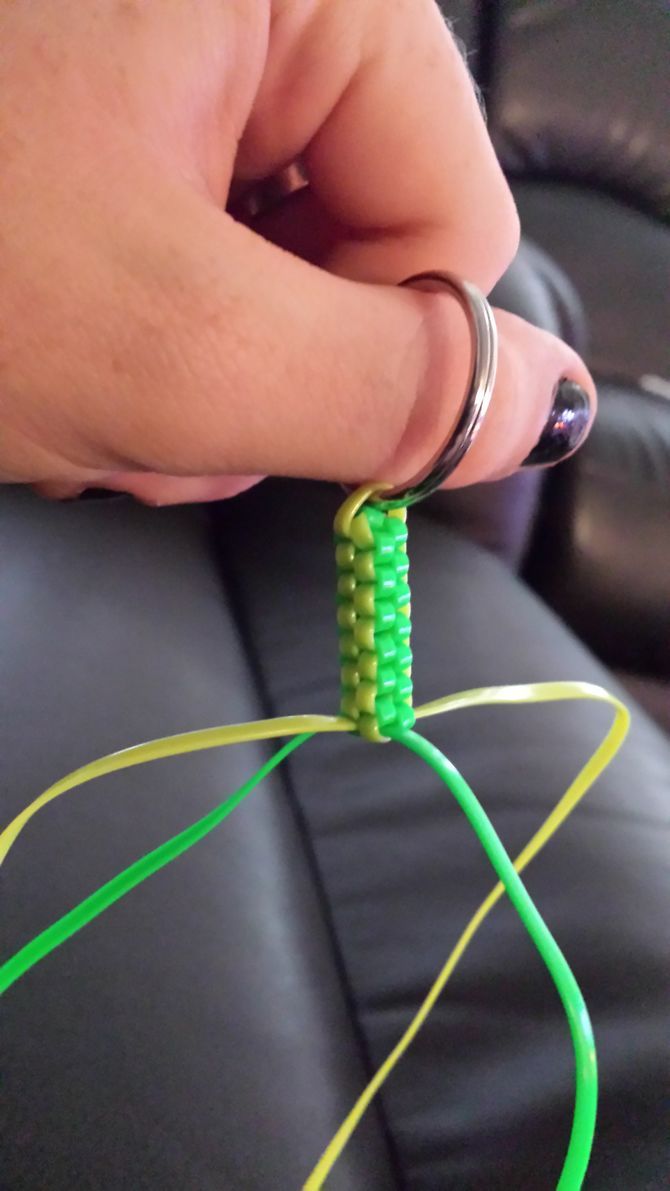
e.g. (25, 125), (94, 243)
(0, 0), (596, 506)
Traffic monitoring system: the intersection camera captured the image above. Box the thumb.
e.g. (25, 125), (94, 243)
(99, 191), (595, 496)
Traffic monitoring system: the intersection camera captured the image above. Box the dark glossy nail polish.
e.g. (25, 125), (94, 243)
(522, 379), (592, 468)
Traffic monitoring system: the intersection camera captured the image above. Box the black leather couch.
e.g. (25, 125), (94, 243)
(491, 0), (670, 736)
(3, 3), (669, 1189)
(441, 0), (670, 735)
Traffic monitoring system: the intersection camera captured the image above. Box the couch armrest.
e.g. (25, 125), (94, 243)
(524, 382), (670, 679)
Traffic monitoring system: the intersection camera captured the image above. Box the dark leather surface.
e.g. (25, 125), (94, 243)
(491, 0), (670, 220)
(1, 488), (395, 1191)
(492, 237), (587, 355)
(513, 181), (670, 383)
(490, 0), (670, 689)
(525, 382), (670, 680)
(217, 479), (670, 1191)
(2, 482), (669, 1188)
(424, 469), (543, 571)
(617, 673), (670, 738)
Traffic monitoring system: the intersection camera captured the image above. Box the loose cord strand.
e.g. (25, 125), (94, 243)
(0, 734), (311, 995)
(0, 714), (349, 867)
(1, 683), (629, 1188)
(303, 685), (628, 1190)
(306, 729), (597, 1191)
(400, 730), (596, 1191)
(416, 682), (629, 879)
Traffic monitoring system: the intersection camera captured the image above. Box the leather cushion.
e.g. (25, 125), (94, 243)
(1, 487), (395, 1191)
(491, 0), (670, 220)
(512, 181), (670, 383)
(216, 478), (670, 1191)
(525, 381), (670, 679)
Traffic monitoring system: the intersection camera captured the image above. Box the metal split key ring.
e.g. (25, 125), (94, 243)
(356, 270), (499, 511)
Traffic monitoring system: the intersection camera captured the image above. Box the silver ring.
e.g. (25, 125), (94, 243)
(372, 271), (498, 510)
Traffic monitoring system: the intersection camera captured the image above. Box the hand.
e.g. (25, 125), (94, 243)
(0, 0), (595, 505)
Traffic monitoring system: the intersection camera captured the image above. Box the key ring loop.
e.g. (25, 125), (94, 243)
(370, 271), (498, 511)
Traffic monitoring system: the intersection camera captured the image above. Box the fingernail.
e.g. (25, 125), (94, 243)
(521, 379), (592, 468)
